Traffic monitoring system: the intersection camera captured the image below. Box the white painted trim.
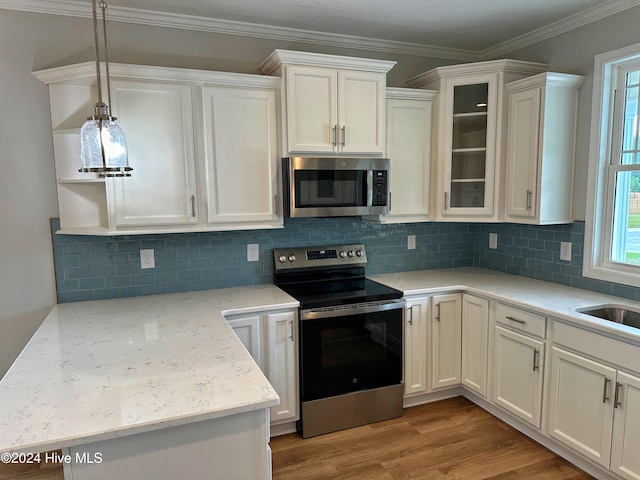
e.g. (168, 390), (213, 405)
(385, 87), (437, 101)
(3, 0), (640, 61)
(259, 49), (396, 75)
(33, 61), (282, 88)
(505, 72), (585, 93)
(583, 42), (640, 288)
(479, 0), (640, 60)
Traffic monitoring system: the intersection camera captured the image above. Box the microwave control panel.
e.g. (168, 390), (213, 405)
(372, 171), (388, 206)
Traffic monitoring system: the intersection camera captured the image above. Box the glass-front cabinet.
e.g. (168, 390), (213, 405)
(448, 79), (495, 213)
(408, 60), (548, 221)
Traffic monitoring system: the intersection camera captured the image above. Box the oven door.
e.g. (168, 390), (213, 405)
(299, 300), (404, 403)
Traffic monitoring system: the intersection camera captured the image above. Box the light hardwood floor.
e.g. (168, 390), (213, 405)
(270, 397), (594, 480)
(0, 397), (593, 479)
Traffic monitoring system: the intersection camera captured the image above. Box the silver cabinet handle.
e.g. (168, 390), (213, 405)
(288, 321), (294, 342)
(532, 349), (539, 371)
(506, 316), (526, 325)
(614, 382), (623, 408)
(388, 192), (392, 211)
(273, 195), (278, 216)
(603, 377), (610, 403)
(341, 126), (346, 147)
(444, 192), (448, 210)
(331, 126), (337, 146)
(190, 195), (196, 218)
(408, 305), (413, 326)
(526, 190), (532, 211)
(435, 303), (441, 322)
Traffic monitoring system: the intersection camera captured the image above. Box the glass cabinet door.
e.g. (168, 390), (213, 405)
(443, 78), (496, 216)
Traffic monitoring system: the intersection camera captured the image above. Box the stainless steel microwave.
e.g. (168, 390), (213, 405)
(282, 157), (389, 218)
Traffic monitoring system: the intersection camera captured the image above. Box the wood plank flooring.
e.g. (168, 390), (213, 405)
(0, 397), (593, 479)
(270, 397), (594, 480)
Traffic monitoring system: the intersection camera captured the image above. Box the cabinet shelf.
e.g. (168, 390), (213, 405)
(451, 178), (486, 183)
(453, 112), (488, 118)
(452, 147), (486, 153)
(57, 178), (105, 185)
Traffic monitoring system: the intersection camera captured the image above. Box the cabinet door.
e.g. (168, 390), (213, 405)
(109, 80), (198, 227)
(266, 311), (298, 424)
(611, 371), (640, 480)
(201, 87), (280, 227)
(505, 87), (540, 219)
(285, 66), (337, 154)
(404, 296), (429, 396)
(547, 347), (615, 466)
(493, 326), (544, 428)
(441, 75), (498, 217)
(338, 70), (385, 154)
(431, 293), (461, 389)
(461, 294), (489, 397)
(385, 97), (432, 219)
(227, 315), (262, 370)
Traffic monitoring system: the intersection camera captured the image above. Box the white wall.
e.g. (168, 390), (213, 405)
(503, 5), (640, 221)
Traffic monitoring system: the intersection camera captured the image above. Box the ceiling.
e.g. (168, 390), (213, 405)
(3, 0), (640, 60)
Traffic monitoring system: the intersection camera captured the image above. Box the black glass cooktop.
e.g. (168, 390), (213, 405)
(276, 273), (402, 310)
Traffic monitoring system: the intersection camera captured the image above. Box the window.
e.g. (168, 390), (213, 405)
(585, 43), (640, 287)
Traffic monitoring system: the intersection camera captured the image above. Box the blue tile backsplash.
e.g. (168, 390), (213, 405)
(51, 218), (640, 303)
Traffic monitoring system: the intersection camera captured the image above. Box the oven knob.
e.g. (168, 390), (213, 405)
(288, 254), (296, 262)
(339, 251), (347, 258)
(278, 255), (287, 263)
(355, 249), (363, 257)
(347, 250), (355, 258)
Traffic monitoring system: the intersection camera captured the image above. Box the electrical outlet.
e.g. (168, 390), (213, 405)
(140, 249), (155, 269)
(560, 242), (572, 261)
(489, 233), (498, 250)
(247, 243), (259, 262)
(407, 235), (416, 250)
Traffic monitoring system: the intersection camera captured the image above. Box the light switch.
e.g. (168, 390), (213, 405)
(560, 242), (572, 261)
(247, 243), (259, 262)
(408, 235), (416, 250)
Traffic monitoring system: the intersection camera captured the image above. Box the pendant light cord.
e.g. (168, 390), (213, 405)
(91, 0), (103, 106)
(99, 0), (113, 113)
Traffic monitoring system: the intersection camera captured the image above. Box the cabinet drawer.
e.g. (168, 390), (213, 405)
(495, 303), (546, 339)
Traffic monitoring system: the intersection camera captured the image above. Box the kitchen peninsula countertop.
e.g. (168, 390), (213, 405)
(0, 284), (298, 454)
(370, 267), (640, 344)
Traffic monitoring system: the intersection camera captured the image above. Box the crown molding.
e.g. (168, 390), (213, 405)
(479, 0), (640, 60)
(2, 0), (640, 63)
(0, 0), (479, 61)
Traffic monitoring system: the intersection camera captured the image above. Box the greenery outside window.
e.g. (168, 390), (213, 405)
(585, 42), (640, 287)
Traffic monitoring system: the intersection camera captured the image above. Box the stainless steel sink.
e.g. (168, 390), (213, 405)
(577, 304), (640, 329)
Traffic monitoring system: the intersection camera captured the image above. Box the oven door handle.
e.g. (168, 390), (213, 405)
(300, 299), (405, 321)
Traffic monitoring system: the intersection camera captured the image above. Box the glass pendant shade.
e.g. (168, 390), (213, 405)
(80, 0), (132, 177)
(80, 103), (131, 177)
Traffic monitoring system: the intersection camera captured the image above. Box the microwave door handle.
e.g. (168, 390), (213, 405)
(366, 170), (374, 207)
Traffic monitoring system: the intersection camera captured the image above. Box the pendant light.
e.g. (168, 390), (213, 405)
(80, 0), (131, 177)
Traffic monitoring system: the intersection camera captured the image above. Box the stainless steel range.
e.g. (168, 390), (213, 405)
(273, 244), (404, 438)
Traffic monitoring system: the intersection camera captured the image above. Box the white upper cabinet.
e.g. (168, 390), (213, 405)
(35, 62), (282, 235)
(260, 50), (395, 156)
(366, 88), (435, 223)
(200, 86), (281, 228)
(109, 80), (199, 228)
(409, 60), (548, 222)
(505, 73), (585, 224)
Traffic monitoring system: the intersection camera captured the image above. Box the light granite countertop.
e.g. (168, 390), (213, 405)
(0, 284), (298, 454)
(370, 267), (640, 344)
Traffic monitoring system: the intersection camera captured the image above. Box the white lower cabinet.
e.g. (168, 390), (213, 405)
(431, 293), (462, 389)
(266, 311), (298, 424)
(404, 296), (429, 396)
(461, 294), (489, 397)
(493, 325), (545, 428)
(227, 310), (298, 426)
(548, 347), (640, 479)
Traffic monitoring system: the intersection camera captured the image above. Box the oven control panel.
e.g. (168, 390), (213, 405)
(274, 244), (367, 270)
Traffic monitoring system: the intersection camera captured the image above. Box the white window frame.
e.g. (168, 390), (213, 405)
(585, 42), (640, 287)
